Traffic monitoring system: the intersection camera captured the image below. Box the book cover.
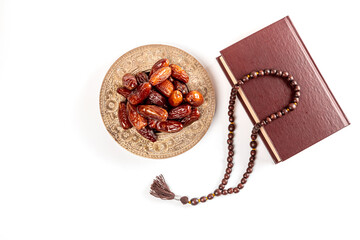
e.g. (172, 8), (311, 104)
(217, 16), (350, 163)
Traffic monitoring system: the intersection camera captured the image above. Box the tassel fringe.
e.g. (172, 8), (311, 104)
(150, 174), (175, 200)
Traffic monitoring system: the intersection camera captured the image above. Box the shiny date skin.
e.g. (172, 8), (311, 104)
(168, 104), (192, 119)
(173, 80), (189, 95)
(126, 102), (147, 130)
(137, 126), (157, 142)
(122, 73), (138, 90)
(118, 102), (132, 129)
(168, 90), (183, 107)
(147, 118), (158, 129)
(137, 105), (168, 122)
(135, 72), (149, 84)
(147, 90), (168, 108)
(181, 108), (200, 127)
(155, 79), (174, 98)
(150, 58), (169, 76)
(128, 82), (152, 105)
(149, 66), (171, 86)
(185, 90), (204, 107)
(154, 120), (183, 133)
(116, 87), (132, 98)
(170, 64), (189, 83)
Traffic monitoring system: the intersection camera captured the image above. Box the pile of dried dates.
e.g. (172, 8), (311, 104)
(116, 58), (204, 142)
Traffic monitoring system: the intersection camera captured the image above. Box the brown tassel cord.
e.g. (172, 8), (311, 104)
(150, 69), (300, 206)
(150, 174), (175, 200)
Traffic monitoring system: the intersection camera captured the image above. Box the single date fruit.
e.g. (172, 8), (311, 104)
(155, 79), (174, 98)
(173, 80), (189, 95)
(135, 72), (149, 84)
(147, 90), (168, 108)
(170, 64), (189, 83)
(181, 108), (201, 127)
(147, 119), (158, 129)
(128, 82), (152, 105)
(185, 90), (204, 107)
(118, 102), (132, 129)
(168, 104), (192, 119)
(154, 120), (183, 133)
(122, 73), (138, 90)
(150, 58), (170, 76)
(137, 105), (168, 122)
(117, 87), (132, 98)
(137, 126), (157, 142)
(127, 102), (147, 130)
(149, 66), (171, 86)
(168, 90), (183, 107)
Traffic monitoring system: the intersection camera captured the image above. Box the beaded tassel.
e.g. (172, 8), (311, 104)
(150, 175), (175, 200)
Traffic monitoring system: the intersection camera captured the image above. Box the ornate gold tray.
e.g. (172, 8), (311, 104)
(99, 44), (216, 158)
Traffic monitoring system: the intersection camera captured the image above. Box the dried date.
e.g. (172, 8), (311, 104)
(154, 120), (183, 133)
(168, 104), (192, 119)
(149, 66), (171, 86)
(147, 119), (158, 129)
(147, 90), (168, 108)
(116, 87), (132, 98)
(128, 82), (152, 105)
(127, 102), (147, 130)
(137, 105), (168, 122)
(155, 79), (174, 98)
(135, 71), (149, 84)
(170, 64), (189, 83)
(185, 90), (204, 107)
(118, 102), (132, 129)
(150, 58), (169, 76)
(122, 73), (138, 90)
(137, 126), (157, 142)
(173, 80), (189, 95)
(181, 108), (201, 127)
(168, 90), (183, 107)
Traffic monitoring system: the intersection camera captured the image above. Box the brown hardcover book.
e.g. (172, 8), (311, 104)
(217, 16), (350, 163)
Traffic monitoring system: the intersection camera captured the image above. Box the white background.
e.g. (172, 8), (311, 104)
(0, 0), (359, 239)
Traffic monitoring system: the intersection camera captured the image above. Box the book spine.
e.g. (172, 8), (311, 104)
(216, 56), (280, 163)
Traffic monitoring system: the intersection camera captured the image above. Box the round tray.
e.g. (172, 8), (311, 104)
(99, 44), (216, 158)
